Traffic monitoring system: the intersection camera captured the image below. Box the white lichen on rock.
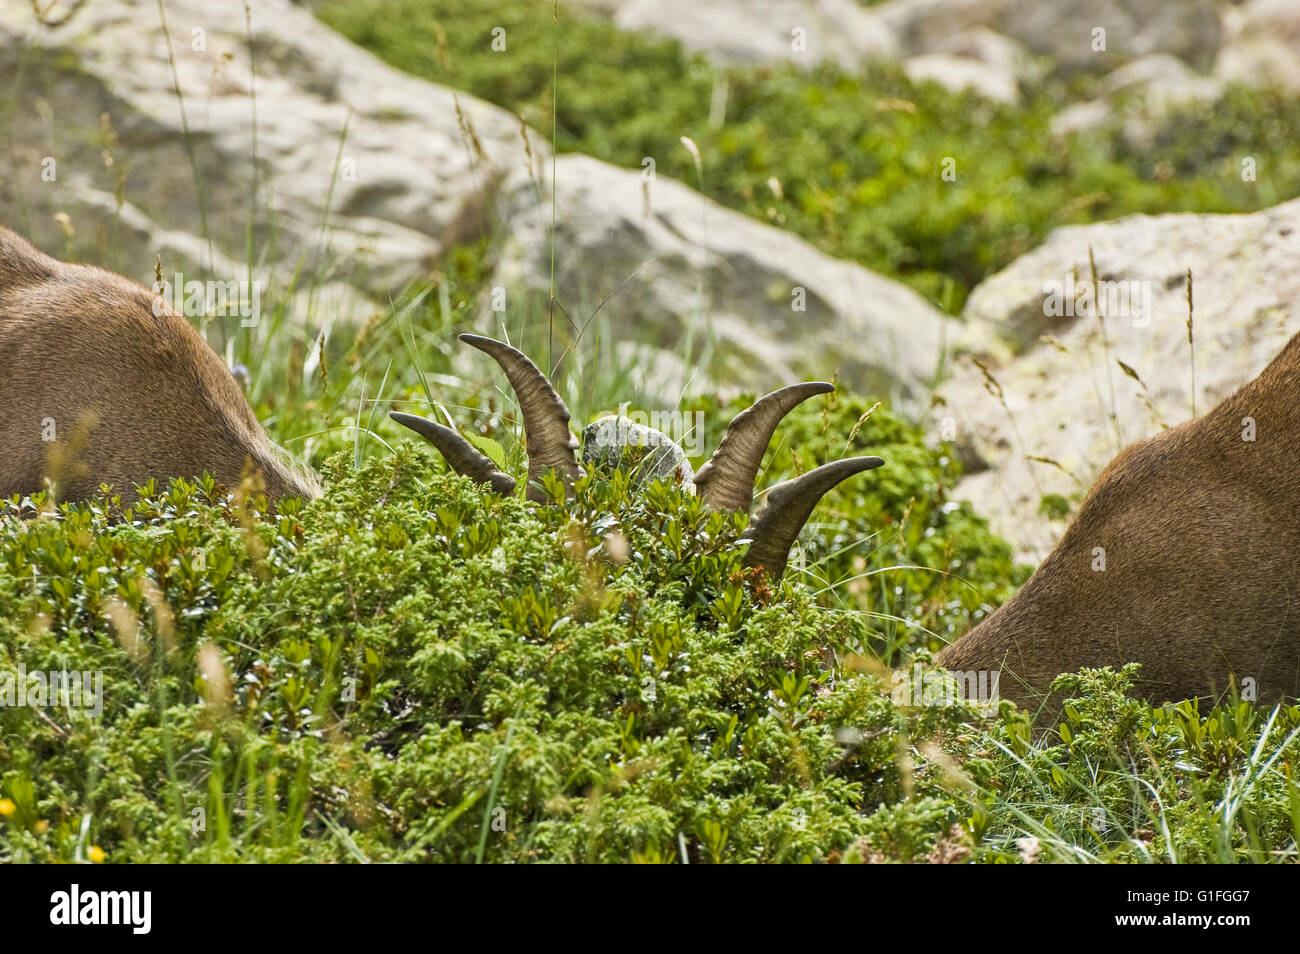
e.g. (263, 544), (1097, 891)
(581, 417), (696, 492)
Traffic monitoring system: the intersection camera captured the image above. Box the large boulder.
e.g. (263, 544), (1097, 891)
(877, 0), (1222, 75)
(571, 0), (1223, 105)
(1050, 55), (1225, 145)
(1214, 0), (1300, 93)
(0, 0), (544, 301)
(876, 0), (1008, 55)
(934, 198), (1300, 561)
(902, 52), (1022, 105)
(903, 26), (1044, 105)
(1006, 0), (1221, 75)
(568, 0), (897, 70)
(487, 154), (956, 412)
(873, 0), (1227, 75)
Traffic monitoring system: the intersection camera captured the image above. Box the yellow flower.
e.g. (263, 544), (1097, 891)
(88, 845), (106, 864)
(0, 798), (13, 817)
(35, 820), (49, 834)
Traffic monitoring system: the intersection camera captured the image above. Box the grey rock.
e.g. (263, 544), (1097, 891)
(488, 154), (956, 415)
(900, 26), (1046, 104)
(568, 0), (897, 70)
(582, 417), (696, 492)
(903, 53), (1021, 104)
(1214, 0), (1300, 93)
(876, 0), (1009, 55)
(0, 0), (545, 302)
(877, 0), (1222, 76)
(1050, 55), (1225, 145)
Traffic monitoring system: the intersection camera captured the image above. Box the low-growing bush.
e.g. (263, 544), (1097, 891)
(0, 443), (984, 862)
(3, 400), (1297, 863)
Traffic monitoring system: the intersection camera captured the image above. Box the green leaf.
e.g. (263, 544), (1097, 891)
(464, 432), (507, 470)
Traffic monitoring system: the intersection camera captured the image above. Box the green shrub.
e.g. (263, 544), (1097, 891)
(4, 399), (1298, 862)
(0, 435), (989, 862)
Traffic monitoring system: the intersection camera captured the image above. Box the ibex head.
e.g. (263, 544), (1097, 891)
(939, 333), (1300, 718)
(390, 333), (884, 582)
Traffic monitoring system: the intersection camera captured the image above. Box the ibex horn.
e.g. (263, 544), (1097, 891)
(389, 412), (518, 497)
(741, 455), (884, 582)
(459, 334), (582, 503)
(694, 382), (835, 513)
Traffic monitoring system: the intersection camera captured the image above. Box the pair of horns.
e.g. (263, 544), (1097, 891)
(390, 334), (577, 503)
(391, 334), (882, 580)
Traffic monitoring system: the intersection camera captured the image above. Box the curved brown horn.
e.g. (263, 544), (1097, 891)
(741, 456), (884, 582)
(390, 412), (518, 496)
(694, 382), (834, 513)
(459, 334), (582, 502)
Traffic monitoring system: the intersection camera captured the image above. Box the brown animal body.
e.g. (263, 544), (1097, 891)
(939, 333), (1300, 714)
(0, 226), (318, 503)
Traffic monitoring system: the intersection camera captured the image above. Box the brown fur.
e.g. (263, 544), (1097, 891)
(939, 333), (1300, 716)
(0, 226), (319, 504)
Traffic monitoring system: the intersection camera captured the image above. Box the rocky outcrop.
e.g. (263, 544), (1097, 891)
(571, 0), (1232, 113)
(903, 52), (1022, 105)
(904, 26), (1043, 104)
(486, 154), (957, 412)
(0, 0), (544, 300)
(1214, 0), (1300, 93)
(934, 198), (1300, 561)
(1050, 55), (1224, 144)
(569, 0), (897, 70)
(878, 0), (1222, 76)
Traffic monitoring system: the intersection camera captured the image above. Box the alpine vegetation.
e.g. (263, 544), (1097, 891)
(390, 333), (884, 582)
